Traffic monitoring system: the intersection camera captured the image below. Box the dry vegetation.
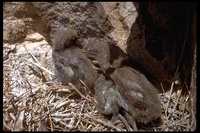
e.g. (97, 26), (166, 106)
(3, 43), (195, 131)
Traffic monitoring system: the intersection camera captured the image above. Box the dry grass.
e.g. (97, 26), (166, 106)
(3, 43), (195, 131)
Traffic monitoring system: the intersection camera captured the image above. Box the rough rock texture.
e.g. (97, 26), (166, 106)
(3, 2), (135, 89)
(189, 8), (196, 131)
(3, 18), (26, 43)
(3, 2), (135, 66)
(3, 2), (51, 44)
(31, 2), (114, 45)
(3, 2), (196, 131)
(100, 2), (137, 52)
(3, 2), (196, 89)
(127, 2), (196, 90)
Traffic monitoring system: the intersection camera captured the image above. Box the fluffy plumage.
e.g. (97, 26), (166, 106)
(82, 38), (110, 71)
(110, 67), (162, 124)
(94, 74), (118, 116)
(52, 28), (98, 89)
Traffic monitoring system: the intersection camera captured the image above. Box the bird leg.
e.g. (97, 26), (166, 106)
(110, 113), (132, 131)
(124, 111), (138, 131)
(117, 113), (132, 131)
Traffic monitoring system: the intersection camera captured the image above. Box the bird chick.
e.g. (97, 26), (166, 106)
(94, 74), (119, 116)
(52, 28), (98, 89)
(94, 74), (132, 131)
(52, 28), (79, 52)
(81, 38), (110, 71)
(83, 37), (162, 130)
(110, 66), (162, 130)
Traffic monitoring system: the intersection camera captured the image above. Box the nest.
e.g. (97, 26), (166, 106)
(3, 43), (195, 131)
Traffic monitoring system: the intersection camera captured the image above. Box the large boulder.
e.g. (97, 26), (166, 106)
(126, 2), (196, 90)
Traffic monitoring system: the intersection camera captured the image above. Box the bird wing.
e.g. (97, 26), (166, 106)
(116, 83), (148, 115)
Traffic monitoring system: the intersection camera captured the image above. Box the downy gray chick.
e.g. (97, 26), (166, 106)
(81, 38), (110, 71)
(52, 28), (98, 89)
(94, 74), (132, 131)
(83, 39), (162, 130)
(110, 66), (162, 130)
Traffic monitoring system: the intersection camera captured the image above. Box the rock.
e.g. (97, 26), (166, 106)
(126, 2), (195, 90)
(16, 40), (48, 52)
(25, 33), (45, 42)
(3, 2), (130, 66)
(32, 2), (114, 45)
(3, 43), (16, 61)
(3, 2), (26, 19)
(101, 2), (137, 53)
(3, 18), (26, 43)
(118, 2), (137, 30)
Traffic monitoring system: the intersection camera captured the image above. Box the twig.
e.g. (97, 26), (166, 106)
(78, 78), (94, 97)
(24, 46), (54, 76)
(46, 94), (53, 132)
(117, 113), (132, 131)
(3, 119), (12, 131)
(28, 61), (54, 76)
(24, 46), (42, 66)
(75, 100), (85, 128)
(165, 82), (175, 116)
(68, 83), (95, 105)
(78, 79), (89, 90)
(28, 64), (47, 83)
(160, 82), (165, 93)
(87, 115), (122, 131)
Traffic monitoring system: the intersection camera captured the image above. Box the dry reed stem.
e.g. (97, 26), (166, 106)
(3, 43), (195, 131)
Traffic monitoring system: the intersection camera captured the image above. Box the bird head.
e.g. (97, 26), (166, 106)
(52, 28), (82, 52)
(81, 38), (111, 71)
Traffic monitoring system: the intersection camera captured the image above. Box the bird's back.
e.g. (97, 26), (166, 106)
(110, 67), (162, 123)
